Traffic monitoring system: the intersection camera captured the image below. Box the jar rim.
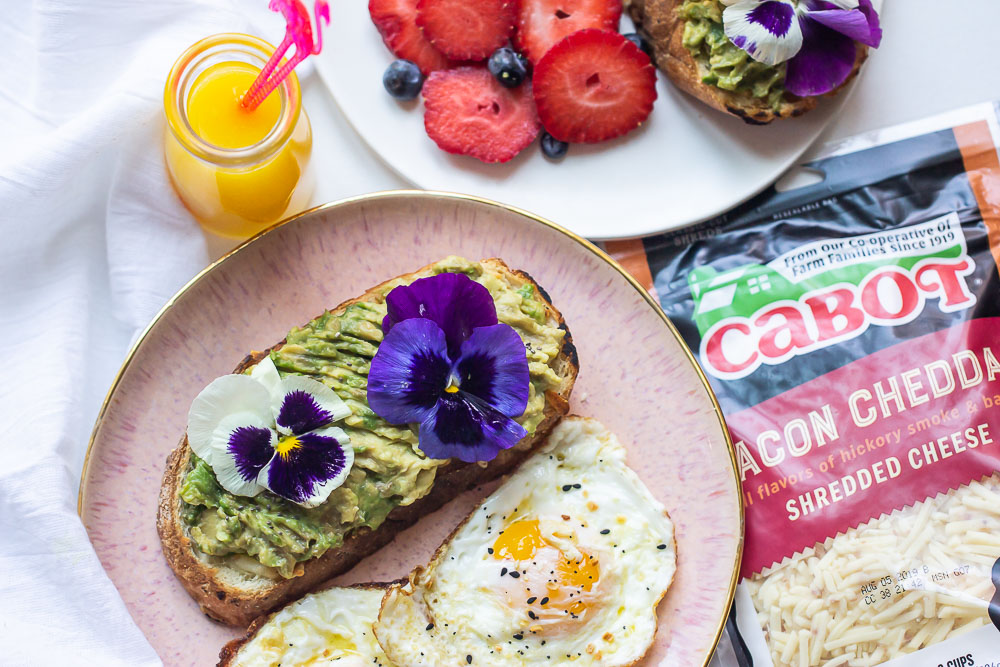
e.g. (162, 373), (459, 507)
(163, 33), (302, 166)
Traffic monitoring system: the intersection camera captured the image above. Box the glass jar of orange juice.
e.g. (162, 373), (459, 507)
(164, 33), (315, 239)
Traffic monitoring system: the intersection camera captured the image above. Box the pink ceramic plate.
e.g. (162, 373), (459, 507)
(79, 192), (742, 666)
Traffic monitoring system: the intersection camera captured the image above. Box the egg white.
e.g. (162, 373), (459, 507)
(374, 417), (677, 666)
(229, 585), (394, 667)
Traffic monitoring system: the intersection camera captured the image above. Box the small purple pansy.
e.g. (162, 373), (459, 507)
(187, 356), (353, 507)
(721, 0), (882, 96)
(367, 272), (530, 464)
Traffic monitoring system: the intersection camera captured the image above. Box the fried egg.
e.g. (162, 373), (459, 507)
(373, 417), (676, 666)
(226, 585), (395, 667)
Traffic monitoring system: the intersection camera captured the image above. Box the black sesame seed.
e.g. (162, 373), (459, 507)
(527, 597), (536, 604)
(513, 633), (524, 640)
(426, 623), (434, 631)
(600, 529), (610, 535)
(510, 571), (520, 578)
(540, 597), (550, 605)
(487, 547), (494, 554)
(501, 567), (508, 576)
(573, 483), (581, 489)
(466, 656), (473, 664)
(657, 543), (667, 550)
(562, 484), (572, 492)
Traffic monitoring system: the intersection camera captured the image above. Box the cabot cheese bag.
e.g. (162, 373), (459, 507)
(608, 103), (1000, 666)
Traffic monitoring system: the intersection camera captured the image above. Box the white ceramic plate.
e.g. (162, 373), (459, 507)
(313, 4), (876, 239)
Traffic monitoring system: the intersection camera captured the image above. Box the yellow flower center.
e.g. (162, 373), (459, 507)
(444, 383), (459, 394)
(274, 435), (302, 459)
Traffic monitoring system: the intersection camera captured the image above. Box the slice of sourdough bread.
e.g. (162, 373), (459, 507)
(157, 257), (579, 627)
(625, 0), (867, 124)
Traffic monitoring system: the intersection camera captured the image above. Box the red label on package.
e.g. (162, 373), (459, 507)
(733, 317), (1000, 578)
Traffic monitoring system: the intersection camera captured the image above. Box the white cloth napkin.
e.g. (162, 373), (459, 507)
(0, 1), (287, 664)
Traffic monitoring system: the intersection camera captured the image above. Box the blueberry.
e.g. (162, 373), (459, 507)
(383, 60), (424, 100)
(488, 47), (529, 89)
(623, 32), (655, 61)
(540, 132), (568, 160)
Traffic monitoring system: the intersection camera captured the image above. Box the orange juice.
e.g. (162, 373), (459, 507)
(187, 63), (281, 150)
(164, 34), (315, 239)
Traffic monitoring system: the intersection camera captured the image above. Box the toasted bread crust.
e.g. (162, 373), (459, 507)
(157, 258), (579, 627)
(626, 0), (867, 124)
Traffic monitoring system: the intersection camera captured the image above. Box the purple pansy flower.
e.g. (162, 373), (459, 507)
(368, 273), (530, 464)
(722, 0), (882, 96)
(187, 356), (354, 507)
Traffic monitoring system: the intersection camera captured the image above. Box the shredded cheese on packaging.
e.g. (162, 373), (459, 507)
(748, 474), (1000, 667)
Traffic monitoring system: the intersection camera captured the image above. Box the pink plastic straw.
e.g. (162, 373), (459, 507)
(241, 0), (330, 111)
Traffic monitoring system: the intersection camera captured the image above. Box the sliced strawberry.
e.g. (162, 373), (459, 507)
(369, 0), (451, 74)
(514, 0), (622, 64)
(533, 29), (657, 143)
(416, 0), (517, 61)
(423, 67), (540, 163)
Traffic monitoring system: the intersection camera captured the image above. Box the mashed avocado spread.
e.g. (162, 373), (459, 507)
(179, 257), (565, 578)
(679, 0), (787, 110)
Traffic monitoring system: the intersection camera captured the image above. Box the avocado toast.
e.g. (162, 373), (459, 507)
(158, 256), (578, 627)
(626, 0), (869, 124)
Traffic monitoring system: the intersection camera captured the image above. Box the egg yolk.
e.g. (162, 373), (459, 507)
(493, 520), (600, 619)
(493, 519), (545, 561)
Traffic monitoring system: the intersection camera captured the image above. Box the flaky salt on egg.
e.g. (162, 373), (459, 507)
(373, 417), (677, 666)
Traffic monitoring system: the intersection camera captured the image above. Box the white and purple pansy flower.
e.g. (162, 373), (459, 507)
(187, 356), (354, 508)
(721, 0), (882, 96)
(367, 272), (530, 464)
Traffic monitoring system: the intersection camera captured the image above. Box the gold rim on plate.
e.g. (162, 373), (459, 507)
(76, 189), (744, 665)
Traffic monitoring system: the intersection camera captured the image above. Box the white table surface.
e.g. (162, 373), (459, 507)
(3, 0), (999, 665)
